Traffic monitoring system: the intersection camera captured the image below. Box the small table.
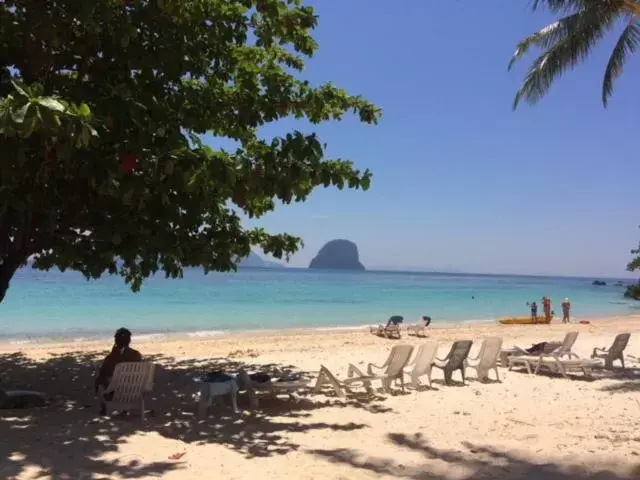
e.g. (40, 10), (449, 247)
(194, 376), (239, 416)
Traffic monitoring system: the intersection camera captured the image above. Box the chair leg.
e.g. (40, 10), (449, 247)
(460, 368), (465, 385)
(494, 367), (500, 382)
(443, 367), (452, 385)
(620, 356), (625, 369)
(140, 399), (145, 421)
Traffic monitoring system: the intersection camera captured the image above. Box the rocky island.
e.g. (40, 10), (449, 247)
(239, 251), (285, 268)
(309, 239), (365, 271)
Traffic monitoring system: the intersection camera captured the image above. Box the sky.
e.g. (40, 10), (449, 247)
(208, 1), (640, 277)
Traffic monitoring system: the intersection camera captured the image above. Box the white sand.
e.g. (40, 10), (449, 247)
(1, 316), (639, 479)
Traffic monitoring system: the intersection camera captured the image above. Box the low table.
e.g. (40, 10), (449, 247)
(194, 376), (239, 415)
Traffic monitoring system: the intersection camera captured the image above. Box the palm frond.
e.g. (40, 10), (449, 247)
(511, 5), (619, 109)
(508, 13), (585, 70)
(602, 20), (640, 106)
(532, 0), (640, 16)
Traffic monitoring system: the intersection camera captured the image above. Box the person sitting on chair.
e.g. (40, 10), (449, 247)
(95, 328), (142, 415)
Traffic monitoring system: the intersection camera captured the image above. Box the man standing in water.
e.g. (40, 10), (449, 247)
(562, 298), (571, 324)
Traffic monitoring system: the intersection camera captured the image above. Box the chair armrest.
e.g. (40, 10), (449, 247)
(367, 363), (385, 375)
(347, 363), (367, 379)
(433, 358), (447, 367)
(467, 352), (480, 362)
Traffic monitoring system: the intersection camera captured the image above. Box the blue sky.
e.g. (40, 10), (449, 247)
(212, 1), (640, 277)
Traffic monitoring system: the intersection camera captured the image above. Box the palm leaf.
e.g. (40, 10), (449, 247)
(511, 4), (619, 109)
(602, 20), (640, 106)
(508, 12), (586, 70)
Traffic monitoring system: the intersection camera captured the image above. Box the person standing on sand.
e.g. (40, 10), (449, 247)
(562, 298), (571, 323)
(530, 301), (538, 320)
(542, 296), (552, 322)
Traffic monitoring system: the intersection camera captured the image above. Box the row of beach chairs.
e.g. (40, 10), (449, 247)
(96, 332), (632, 420)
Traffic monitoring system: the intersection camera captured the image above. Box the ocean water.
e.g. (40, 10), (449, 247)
(0, 267), (636, 341)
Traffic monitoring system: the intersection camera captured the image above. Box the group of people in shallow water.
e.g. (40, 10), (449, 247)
(527, 296), (572, 323)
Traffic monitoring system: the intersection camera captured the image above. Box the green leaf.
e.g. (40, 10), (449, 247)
(10, 80), (30, 98)
(36, 97), (66, 113)
(80, 125), (91, 147)
(79, 103), (91, 117)
(12, 103), (31, 124)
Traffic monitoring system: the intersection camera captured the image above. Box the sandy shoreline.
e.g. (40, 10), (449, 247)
(1, 315), (639, 479)
(0, 311), (637, 349)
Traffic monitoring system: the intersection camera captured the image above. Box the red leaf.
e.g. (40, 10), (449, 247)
(119, 153), (138, 174)
(168, 452), (186, 460)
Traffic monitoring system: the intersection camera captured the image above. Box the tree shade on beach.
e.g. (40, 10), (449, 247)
(0, 0), (381, 303)
(509, 0), (640, 108)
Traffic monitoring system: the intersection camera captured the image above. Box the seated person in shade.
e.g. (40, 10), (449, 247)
(94, 328), (142, 414)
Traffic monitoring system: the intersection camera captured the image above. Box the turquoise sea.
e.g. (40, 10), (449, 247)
(0, 267), (637, 342)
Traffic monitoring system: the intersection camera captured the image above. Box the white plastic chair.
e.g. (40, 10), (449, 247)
(102, 362), (155, 420)
(403, 341), (438, 388)
(465, 337), (503, 381)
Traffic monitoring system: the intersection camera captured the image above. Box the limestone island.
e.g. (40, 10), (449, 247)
(309, 239), (365, 271)
(238, 251), (285, 268)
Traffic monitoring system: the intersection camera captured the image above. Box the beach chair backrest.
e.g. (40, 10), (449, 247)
(446, 340), (473, 369)
(477, 337), (503, 369)
(610, 333), (631, 355)
(410, 341), (438, 375)
(385, 345), (414, 376)
(555, 331), (578, 356)
(108, 362), (155, 403)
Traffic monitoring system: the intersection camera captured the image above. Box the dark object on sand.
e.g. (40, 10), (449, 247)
(0, 389), (47, 409)
(199, 371), (234, 383)
(249, 373), (271, 383)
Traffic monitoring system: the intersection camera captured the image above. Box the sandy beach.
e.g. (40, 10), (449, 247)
(1, 315), (639, 479)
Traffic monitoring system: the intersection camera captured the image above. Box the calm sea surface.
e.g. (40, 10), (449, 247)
(0, 267), (636, 341)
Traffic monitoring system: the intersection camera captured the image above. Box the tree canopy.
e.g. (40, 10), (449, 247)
(624, 229), (640, 299)
(0, 0), (381, 302)
(509, 0), (640, 108)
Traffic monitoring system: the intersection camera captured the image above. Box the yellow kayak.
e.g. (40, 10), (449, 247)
(499, 316), (552, 325)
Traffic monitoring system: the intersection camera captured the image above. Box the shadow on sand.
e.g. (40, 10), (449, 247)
(0, 351), (384, 479)
(310, 432), (639, 479)
(1, 351), (639, 479)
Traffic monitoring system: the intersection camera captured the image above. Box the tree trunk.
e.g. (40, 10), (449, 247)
(0, 255), (24, 304)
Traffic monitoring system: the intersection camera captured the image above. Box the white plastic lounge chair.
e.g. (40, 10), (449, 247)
(403, 341), (438, 388)
(313, 365), (371, 397)
(237, 370), (310, 408)
(591, 333), (631, 369)
(354, 344), (414, 392)
(101, 362), (155, 420)
(509, 356), (600, 379)
(500, 331), (579, 366)
(316, 345), (414, 395)
(464, 337), (503, 381)
(433, 340), (473, 385)
(370, 316), (403, 339)
(406, 316), (431, 337)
